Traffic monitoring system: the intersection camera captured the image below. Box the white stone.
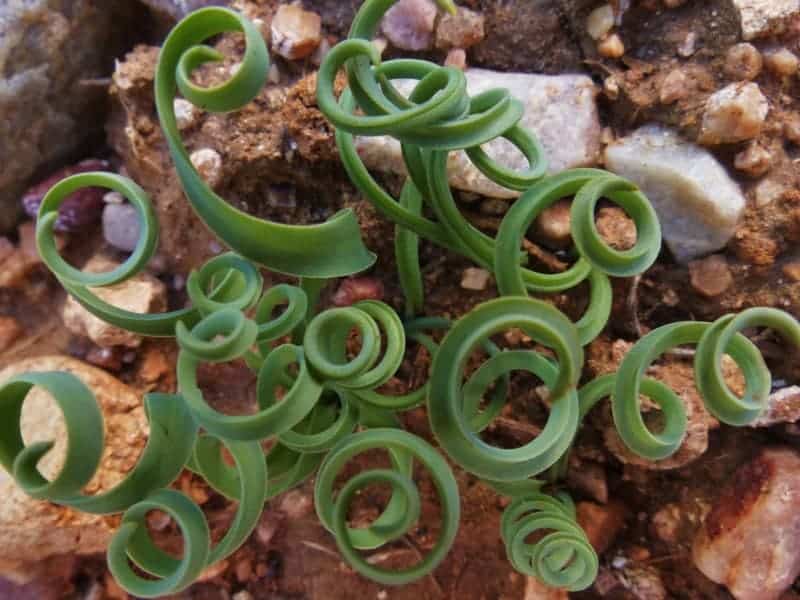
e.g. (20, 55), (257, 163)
(460, 267), (492, 291)
(586, 4), (615, 40)
(190, 147), (223, 188)
(605, 124), (746, 263)
(732, 0), (800, 40)
(173, 98), (197, 130)
(699, 83), (769, 145)
(103, 203), (141, 253)
(355, 69), (602, 199)
(62, 254), (167, 348)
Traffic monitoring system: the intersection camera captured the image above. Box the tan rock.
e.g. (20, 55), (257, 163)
(586, 5), (615, 41)
(763, 47), (799, 77)
(700, 83), (769, 145)
(595, 206), (637, 251)
(435, 7), (485, 49)
(689, 255), (734, 298)
(62, 254), (167, 348)
(597, 33), (625, 59)
(460, 267), (492, 291)
(723, 43), (763, 81)
(734, 141), (772, 177)
(660, 69), (688, 104)
(576, 501), (625, 554)
(444, 48), (467, 70)
(731, 0), (800, 40)
(0, 356), (147, 576)
(533, 199), (572, 248)
(270, 4), (322, 60)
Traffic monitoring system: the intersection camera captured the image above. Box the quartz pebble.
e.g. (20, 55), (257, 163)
(62, 254), (167, 348)
(699, 83), (769, 145)
(598, 33), (625, 58)
(173, 98), (197, 130)
(533, 199), (572, 248)
(586, 5), (615, 40)
(733, 141), (772, 177)
(723, 43), (763, 81)
(460, 267), (492, 291)
(693, 448), (800, 600)
(731, 0), (800, 40)
(435, 7), (485, 49)
(763, 47), (799, 77)
(381, 0), (437, 51)
(355, 70), (602, 199)
(605, 124), (746, 263)
(270, 4), (322, 60)
(102, 203), (141, 253)
(190, 148), (223, 188)
(688, 255), (733, 297)
(749, 386), (800, 427)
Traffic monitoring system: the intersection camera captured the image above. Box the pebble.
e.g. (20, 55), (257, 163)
(723, 43), (763, 81)
(688, 255), (733, 297)
(381, 0), (437, 51)
(173, 98), (197, 130)
(355, 70), (602, 199)
(699, 82), (769, 145)
(733, 141), (772, 177)
(749, 386), (800, 427)
(754, 177), (786, 207)
(782, 261), (800, 282)
(660, 69), (688, 104)
(102, 203), (141, 253)
(62, 254), (168, 348)
(605, 124), (746, 263)
(21, 159), (111, 233)
(332, 277), (385, 307)
(444, 48), (467, 70)
(586, 5), (615, 40)
(270, 4), (322, 60)
(460, 267), (492, 291)
(524, 576), (567, 599)
(190, 148), (223, 188)
(235, 557), (253, 583)
(0, 316), (22, 353)
(533, 199), (572, 248)
(233, 592), (254, 600)
(278, 490), (313, 519)
(693, 448), (800, 599)
(577, 501), (626, 554)
(595, 206), (637, 250)
(435, 7), (485, 50)
(763, 47), (799, 77)
(85, 346), (124, 372)
(731, 0), (800, 40)
(677, 31), (697, 57)
(598, 33), (625, 58)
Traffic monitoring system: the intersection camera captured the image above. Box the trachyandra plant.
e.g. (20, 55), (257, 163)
(0, 0), (797, 596)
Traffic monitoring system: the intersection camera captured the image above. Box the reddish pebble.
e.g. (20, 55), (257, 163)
(332, 277), (384, 306)
(0, 316), (22, 352)
(21, 159), (111, 233)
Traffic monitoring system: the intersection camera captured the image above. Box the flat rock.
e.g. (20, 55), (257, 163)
(0, 356), (147, 578)
(0, 0), (135, 232)
(62, 254), (167, 348)
(355, 69), (602, 199)
(605, 124), (746, 263)
(731, 0), (800, 40)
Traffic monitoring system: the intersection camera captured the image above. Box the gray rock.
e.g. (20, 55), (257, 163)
(604, 124), (746, 263)
(102, 203), (141, 253)
(0, 0), (135, 233)
(731, 0), (800, 40)
(355, 69), (602, 199)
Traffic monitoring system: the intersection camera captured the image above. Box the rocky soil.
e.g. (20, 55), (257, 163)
(1, 0), (800, 598)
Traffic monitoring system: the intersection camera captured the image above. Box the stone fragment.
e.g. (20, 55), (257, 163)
(595, 207), (636, 251)
(0, 356), (147, 573)
(381, 0), (437, 51)
(270, 5), (322, 60)
(605, 124), (746, 263)
(332, 277), (385, 307)
(533, 199), (572, 249)
(734, 141), (772, 177)
(784, 112), (800, 144)
(597, 33), (625, 58)
(576, 502), (625, 554)
(689, 255), (734, 297)
(435, 7), (485, 49)
(782, 261), (800, 282)
(173, 98), (198, 130)
(586, 5), (615, 40)
(731, 0), (800, 40)
(763, 47), (799, 77)
(693, 448), (800, 600)
(190, 148), (223, 188)
(102, 203), (141, 253)
(699, 83), (769, 145)
(754, 178), (786, 207)
(723, 43), (763, 81)
(356, 70), (601, 199)
(460, 268), (492, 291)
(62, 254), (167, 348)
(0, 1), (134, 233)
(749, 386), (800, 427)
